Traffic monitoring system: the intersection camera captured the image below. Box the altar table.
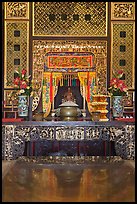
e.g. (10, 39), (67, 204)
(2, 121), (135, 160)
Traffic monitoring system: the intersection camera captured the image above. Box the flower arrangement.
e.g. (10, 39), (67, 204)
(108, 70), (128, 96)
(13, 67), (32, 96)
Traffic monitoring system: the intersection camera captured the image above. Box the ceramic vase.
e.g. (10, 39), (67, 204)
(112, 96), (124, 118)
(18, 95), (28, 117)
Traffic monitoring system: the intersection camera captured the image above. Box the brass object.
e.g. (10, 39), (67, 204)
(89, 95), (109, 121)
(33, 112), (44, 121)
(60, 106), (79, 121)
(57, 88), (81, 121)
(91, 111), (101, 121)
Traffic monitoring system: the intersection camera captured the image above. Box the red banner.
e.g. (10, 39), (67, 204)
(48, 55), (93, 69)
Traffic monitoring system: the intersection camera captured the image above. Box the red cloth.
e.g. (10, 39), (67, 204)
(115, 118), (135, 122)
(50, 72), (53, 102)
(2, 118), (24, 122)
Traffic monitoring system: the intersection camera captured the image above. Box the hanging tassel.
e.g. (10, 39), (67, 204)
(76, 78), (78, 86)
(69, 74), (71, 86)
(74, 78), (76, 86)
(60, 75), (63, 86)
(72, 76), (74, 86)
(65, 75), (67, 86)
(63, 77), (65, 86)
(64, 75), (66, 86)
(68, 74), (69, 86)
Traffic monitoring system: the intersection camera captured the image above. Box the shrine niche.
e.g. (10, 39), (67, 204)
(32, 40), (107, 118)
(42, 52), (96, 118)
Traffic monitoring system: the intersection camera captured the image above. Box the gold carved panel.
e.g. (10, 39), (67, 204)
(4, 2), (29, 19)
(111, 2), (135, 20)
(33, 2), (107, 36)
(111, 22), (135, 89)
(4, 90), (18, 108)
(4, 21), (29, 88)
(32, 40), (107, 111)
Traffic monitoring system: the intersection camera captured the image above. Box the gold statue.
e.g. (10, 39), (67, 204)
(62, 87), (75, 103)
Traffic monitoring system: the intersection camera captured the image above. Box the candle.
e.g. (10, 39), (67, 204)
(133, 91), (135, 102)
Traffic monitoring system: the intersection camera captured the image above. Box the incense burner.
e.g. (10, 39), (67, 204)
(55, 101), (81, 121)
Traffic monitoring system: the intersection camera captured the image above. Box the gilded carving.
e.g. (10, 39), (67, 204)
(111, 2), (135, 20)
(111, 22), (135, 89)
(5, 2), (29, 19)
(4, 90), (18, 108)
(33, 2), (107, 36)
(32, 40), (107, 111)
(4, 21), (29, 88)
(2, 124), (135, 160)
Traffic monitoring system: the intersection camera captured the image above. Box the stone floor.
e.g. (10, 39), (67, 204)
(2, 157), (135, 202)
(2, 160), (16, 179)
(2, 159), (135, 180)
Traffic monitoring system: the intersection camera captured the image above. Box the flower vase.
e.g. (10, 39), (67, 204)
(18, 95), (28, 117)
(112, 96), (124, 118)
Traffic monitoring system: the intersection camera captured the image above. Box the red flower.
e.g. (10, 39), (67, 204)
(117, 80), (127, 92)
(109, 70), (127, 96)
(14, 77), (20, 85)
(21, 69), (27, 75)
(20, 80), (27, 89)
(110, 78), (118, 86)
(117, 70), (123, 75)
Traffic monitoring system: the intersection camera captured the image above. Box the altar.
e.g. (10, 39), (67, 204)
(2, 120), (135, 160)
(2, 2), (135, 161)
(2, 2), (135, 203)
